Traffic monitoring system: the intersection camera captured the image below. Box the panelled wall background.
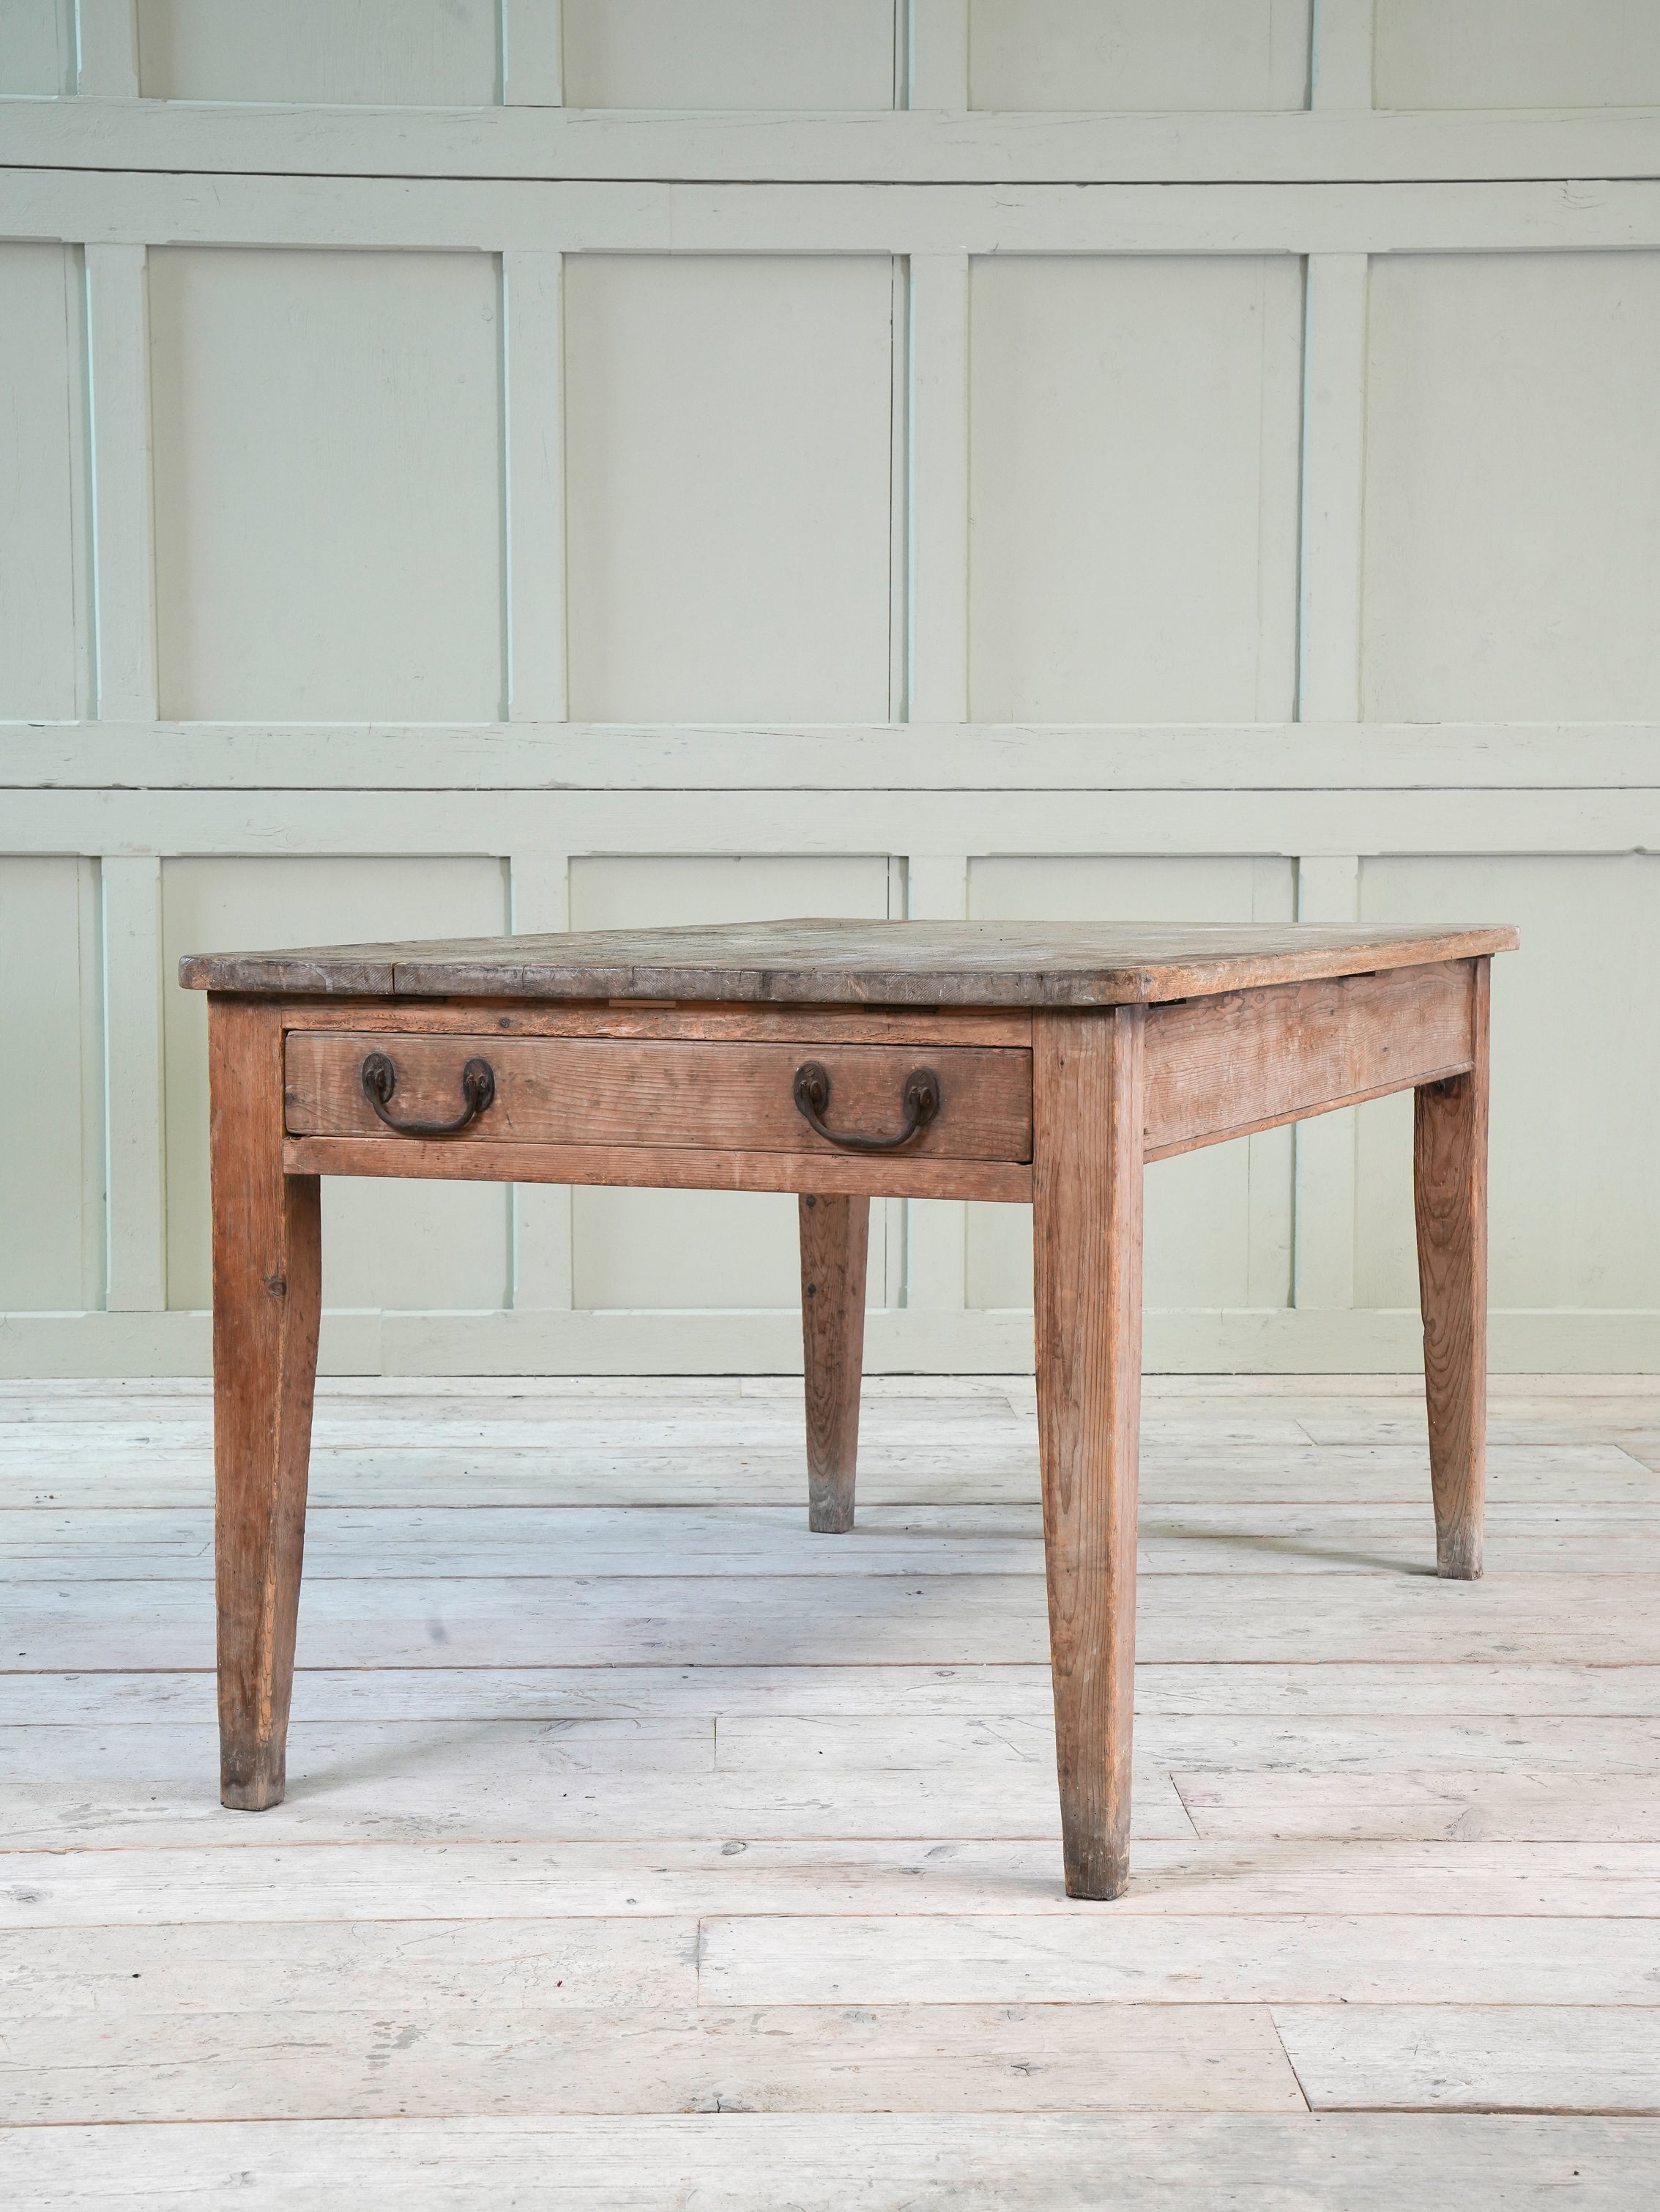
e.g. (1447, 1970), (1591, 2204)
(2, 0), (1659, 1376)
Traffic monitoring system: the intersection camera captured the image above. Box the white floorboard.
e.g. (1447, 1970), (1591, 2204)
(1, 1376), (1656, 2202)
(1, 2113), (1653, 2209)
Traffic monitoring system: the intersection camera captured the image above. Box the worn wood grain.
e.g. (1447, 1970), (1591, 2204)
(7, 1744), (1660, 1855)
(13, 1502), (1660, 1582)
(712, 1710), (1660, 1782)
(1142, 962), (1474, 1160)
(14, 1705), (1657, 1802)
(0, 1931), (1302, 2118)
(10, 1658), (1660, 1727)
(206, 996), (321, 1814)
(798, 1195), (869, 1535)
(699, 1911), (1660, 2008)
(1032, 1006), (1145, 1899)
(0, 1726), (1204, 1851)
(280, 1133), (1034, 1203)
(15, 1570), (1655, 1673)
(284, 1032), (1033, 1163)
(1275, 2005), (1660, 2114)
(11, 2112), (1648, 2211)
(179, 917), (1519, 1006)
(276, 1000), (1034, 1047)
(1176, 1768), (1660, 1842)
(8, 1839), (1660, 1929)
(2, 1374), (1657, 2150)
(15, 1441), (1648, 1512)
(1415, 959), (1492, 1579)
(0, 1915), (695, 2017)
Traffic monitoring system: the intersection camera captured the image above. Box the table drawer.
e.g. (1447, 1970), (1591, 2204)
(284, 1031), (1034, 1164)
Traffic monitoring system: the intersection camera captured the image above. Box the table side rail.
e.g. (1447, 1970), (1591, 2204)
(1144, 959), (1478, 1162)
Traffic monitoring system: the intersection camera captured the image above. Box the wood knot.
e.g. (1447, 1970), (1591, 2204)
(263, 1273), (287, 1299)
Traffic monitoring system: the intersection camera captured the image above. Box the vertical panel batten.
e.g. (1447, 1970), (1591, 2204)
(501, 0), (564, 108)
(83, 241), (157, 723)
(1311, 0), (1377, 110)
(503, 250), (567, 723)
(908, 0), (969, 110)
(75, 853), (108, 1307)
(1298, 253), (1369, 724)
(100, 853), (166, 1311)
(908, 251), (970, 725)
(888, 255), (912, 723)
(73, 0), (138, 97)
(63, 245), (95, 719)
(507, 850), (573, 1310)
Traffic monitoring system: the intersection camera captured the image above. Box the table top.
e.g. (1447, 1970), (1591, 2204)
(179, 918), (1518, 1010)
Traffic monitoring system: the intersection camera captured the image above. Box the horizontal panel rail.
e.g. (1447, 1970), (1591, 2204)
(7, 721), (1660, 794)
(4, 103), (1660, 187)
(5, 786), (1656, 856)
(7, 173), (1660, 255)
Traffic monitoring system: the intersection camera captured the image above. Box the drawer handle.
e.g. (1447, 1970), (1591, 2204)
(361, 1050), (495, 1137)
(792, 1061), (941, 1153)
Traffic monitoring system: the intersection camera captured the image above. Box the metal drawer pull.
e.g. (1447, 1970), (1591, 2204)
(792, 1061), (941, 1152)
(361, 1050), (495, 1137)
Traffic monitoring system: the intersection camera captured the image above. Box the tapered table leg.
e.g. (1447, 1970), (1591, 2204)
(1032, 1006), (1145, 1899)
(1415, 957), (1492, 1580)
(797, 1192), (870, 1533)
(209, 995), (322, 1809)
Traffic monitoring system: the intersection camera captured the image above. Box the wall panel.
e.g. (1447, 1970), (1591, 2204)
(0, 858), (100, 1311)
(160, 856), (512, 1315)
(564, 253), (897, 722)
(149, 247), (504, 721)
(133, 0), (500, 105)
(968, 0), (1311, 111)
(0, 0), (72, 94)
(562, 1), (898, 111)
(1363, 252), (1660, 722)
(0, 242), (82, 720)
(1374, 1), (1660, 111)
(967, 256), (1303, 721)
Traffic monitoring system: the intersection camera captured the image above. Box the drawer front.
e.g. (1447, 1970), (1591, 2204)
(285, 1031), (1033, 1164)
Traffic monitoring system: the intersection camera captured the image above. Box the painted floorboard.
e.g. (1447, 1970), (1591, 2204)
(5, 1837), (1659, 1928)
(1, 1376), (1656, 2181)
(1, 2112), (1653, 2210)
(1275, 2005), (1660, 2114)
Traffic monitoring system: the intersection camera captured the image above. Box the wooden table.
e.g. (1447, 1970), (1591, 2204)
(181, 918), (1516, 1899)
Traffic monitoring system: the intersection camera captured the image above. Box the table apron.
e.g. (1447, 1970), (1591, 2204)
(1144, 958), (1477, 1160)
(280, 1135), (1035, 1202)
(272, 957), (1478, 1193)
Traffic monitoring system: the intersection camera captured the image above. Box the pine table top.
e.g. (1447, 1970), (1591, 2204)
(179, 917), (1519, 1009)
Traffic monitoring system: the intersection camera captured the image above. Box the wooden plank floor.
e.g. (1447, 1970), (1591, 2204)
(1, 1373), (1657, 2208)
